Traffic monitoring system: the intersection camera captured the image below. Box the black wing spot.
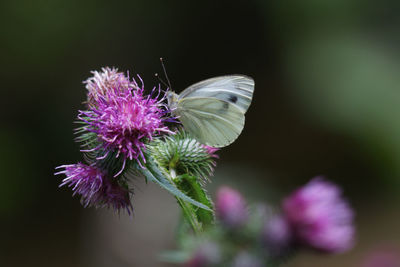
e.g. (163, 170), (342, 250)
(228, 95), (238, 103)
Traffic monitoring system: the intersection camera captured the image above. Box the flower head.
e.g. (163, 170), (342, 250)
(79, 72), (171, 168)
(84, 67), (135, 107)
(216, 186), (248, 228)
(55, 163), (132, 214)
(282, 177), (355, 253)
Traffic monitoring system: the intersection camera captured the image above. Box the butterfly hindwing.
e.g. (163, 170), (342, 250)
(177, 97), (245, 147)
(179, 75), (254, 113)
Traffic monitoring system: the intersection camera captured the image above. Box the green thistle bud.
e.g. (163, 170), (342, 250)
(148, 129), (218, 183)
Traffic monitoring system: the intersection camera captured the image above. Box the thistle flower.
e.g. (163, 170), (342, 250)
(78, 72), (172, 171)
(202, 145), (219, 159)
(84, 67), (135, 107)
(282, 177), (355, 253)
(55, 163), (132, 213)
(215, 186), (248, 228)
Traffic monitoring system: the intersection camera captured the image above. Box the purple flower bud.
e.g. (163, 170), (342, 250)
(282, 177), (355, 253)
(216, 186), (248, 228)
(262, 214), (293, 255)
(186, 241), (221, 267)
(55, 163), (132, 213)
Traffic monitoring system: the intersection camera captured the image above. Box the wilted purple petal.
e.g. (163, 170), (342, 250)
(55, 163), (132, 214)
(84, 67), (135, 107)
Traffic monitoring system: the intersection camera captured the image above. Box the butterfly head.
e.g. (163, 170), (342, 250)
(166, 91), (179, 113)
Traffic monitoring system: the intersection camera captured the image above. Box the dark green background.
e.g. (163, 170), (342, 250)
(1, 0), (399, 266)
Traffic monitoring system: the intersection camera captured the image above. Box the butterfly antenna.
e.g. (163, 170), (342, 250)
(155, 73), (169, 89)
(160, 57), (173, 90)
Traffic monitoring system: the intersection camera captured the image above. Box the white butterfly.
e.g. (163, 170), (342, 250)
(167, 75), (255, 148)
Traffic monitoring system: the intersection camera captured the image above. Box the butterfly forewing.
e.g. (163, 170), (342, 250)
(179, 75), (254, 113)
(177, 97), (245, 147)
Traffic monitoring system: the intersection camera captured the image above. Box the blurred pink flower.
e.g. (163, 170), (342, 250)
(283, 177), (355, 253)
(216, 186), (248, 228)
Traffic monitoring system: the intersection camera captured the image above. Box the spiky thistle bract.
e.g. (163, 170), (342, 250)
(148, 129), (218, 183)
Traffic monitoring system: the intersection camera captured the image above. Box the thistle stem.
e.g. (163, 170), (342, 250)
(170, 168), (177, 179)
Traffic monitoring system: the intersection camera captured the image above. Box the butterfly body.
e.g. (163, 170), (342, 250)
(168, 75), (254, 148)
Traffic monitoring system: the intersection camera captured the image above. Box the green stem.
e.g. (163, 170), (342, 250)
(175, 174), (214, 229)
(169, 168), (202, 234)
(175, 196), (202, 235)
(140, 153), (213, 234)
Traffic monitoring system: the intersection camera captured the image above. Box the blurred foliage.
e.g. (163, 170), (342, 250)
(0, 130), (37, 215)
(286, 35), (400, 187)
(256, 0), (400, 195)
(0, 0), (400, 265)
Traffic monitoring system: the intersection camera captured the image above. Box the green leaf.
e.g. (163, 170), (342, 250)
(176, 174), (214, 227)
(175, 196), (203, 234)
(140, 156), (212, 212)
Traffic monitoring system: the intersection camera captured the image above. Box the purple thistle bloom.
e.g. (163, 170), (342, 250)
(84, 67), (135, 108)
(202, 145), (219, 175)
(79, 70), (172, 170)
(216, 186), (248, 228)
(202, 145), (219, 159)
(282, 177), (355, 253)
(55, 163), (132, 214)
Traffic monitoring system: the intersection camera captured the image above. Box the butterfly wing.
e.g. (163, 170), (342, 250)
(179, 75), (254, 113)
(176, 97), (245, 147)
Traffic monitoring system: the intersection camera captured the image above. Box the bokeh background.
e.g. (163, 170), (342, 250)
(1, 0), (399, 266)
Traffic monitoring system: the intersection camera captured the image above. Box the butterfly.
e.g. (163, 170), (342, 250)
(167, 75), (255, 148)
